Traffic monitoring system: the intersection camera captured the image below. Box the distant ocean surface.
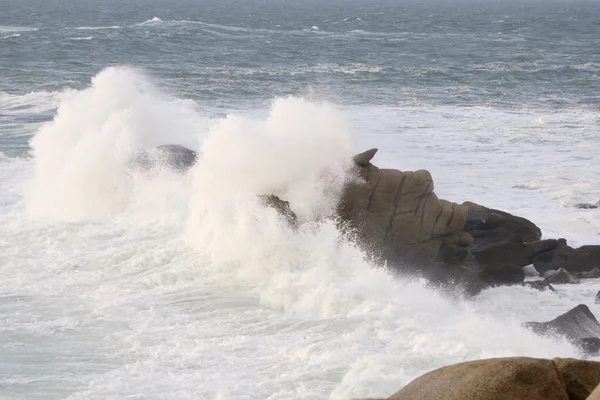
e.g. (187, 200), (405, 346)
(1, 0), (599, 399)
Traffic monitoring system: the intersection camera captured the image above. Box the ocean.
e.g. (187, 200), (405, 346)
(1, 0), (600, 398)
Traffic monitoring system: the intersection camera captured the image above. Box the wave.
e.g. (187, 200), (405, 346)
(67, 36), (95, 41)
(0, 25), (38, 33)
(0, 33), (20, 40)
(0, 90), (64, 115)
(26, 67), (205, 220)
(136, 17), (163, 26)
(74, 25), (120, 30)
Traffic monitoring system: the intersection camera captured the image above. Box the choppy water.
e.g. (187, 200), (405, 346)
(1, 0), (600, 399)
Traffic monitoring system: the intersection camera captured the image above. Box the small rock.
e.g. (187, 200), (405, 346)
(576, 267), (600, 279)
(574, 202), (599, 210)
(521, 280), (558, 294)
(596, 290), (600, 305)
(523, 304), (600, 354)
(543, 268), (580, 284)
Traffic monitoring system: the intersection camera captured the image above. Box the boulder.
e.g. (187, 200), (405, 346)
(533, 244), (600, 274)
(576, 268), (600, 280)
(461, 202), (559, 270)
(543, 268), (580, 285)
(481, 263), (525, 286)
(387, 357), (600, 400)
(523, 304), (600, 353)
(338, 148), (470, 266)
(596, 290), (600, 305)
(258, 195), (297, 227)
(521, 280), (558, 294)
(574, 201), (599, 210)
(553, 358), (600, 400)
(130, 144), (198, 172)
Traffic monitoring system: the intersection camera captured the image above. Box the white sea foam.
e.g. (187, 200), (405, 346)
(0, 25), (38, 33)
(1, 68), (599, 400)
(74, 25), (120, 30)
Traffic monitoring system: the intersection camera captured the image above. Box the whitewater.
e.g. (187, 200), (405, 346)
(1, 0), (600, 399)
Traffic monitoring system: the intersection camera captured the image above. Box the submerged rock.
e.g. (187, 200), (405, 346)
(521, 280), (558, 294)
(258, 195), (297, 227)
(130, 144), (198, 172)
(523, 304), (600, 353)
(574, 201), (599, 210)
(387, 357), (600, 400)
(543, 268), (580, 285)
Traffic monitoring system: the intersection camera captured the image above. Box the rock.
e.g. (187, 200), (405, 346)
(552, 358), (600, 400)
(589, 383), (600, 400)
(481, 263), (525, 286)
(461, 202), (559, 270)
(533, 244), (600, 274)
(574, 201), (599, 210)
(130, 144), (198, 172)
(576, 268), (600, 279)
(523, 305), (600, 353)
(521, 280), (558, 294)
(420, 262), (486, 297)
(576, 337), (600, 355)
(596, 290), (600, 305)
(258, 195), (297, 227)
(387, 357), (600, 400)
(339, 149), (472, 262)
(543, 268), (580, 285)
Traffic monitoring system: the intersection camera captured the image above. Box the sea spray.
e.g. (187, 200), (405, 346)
(26, 67), (204, 220)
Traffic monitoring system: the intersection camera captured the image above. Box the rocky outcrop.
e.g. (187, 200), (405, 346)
(258, 195), (298, 227)
(463, 202), (558, 270)
(130, 144), (198, 172)
(523, 305), (600, 354)
(339, 148), (471, 266)
(544, 268), (580, 285)
(533, 243), (600, 274)
(338, 148), (487, 294)
(386, 357), (600, 400)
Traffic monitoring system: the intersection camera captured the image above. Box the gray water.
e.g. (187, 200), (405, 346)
(1, 1), (600, 399)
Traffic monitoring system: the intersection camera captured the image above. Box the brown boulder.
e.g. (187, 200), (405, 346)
(339, 149), (469, 265)
(387, 357), (571, 400)
(533, 244), (600, 274)
(554, 358), (600, 400)
(387, 357), (600, 400)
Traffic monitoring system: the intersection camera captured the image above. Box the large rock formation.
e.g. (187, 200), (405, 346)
(386, 357), (600, 400)
(533, 243), (600, 274)
(523, 304), (600, 354)
(338, 148), (471, 266)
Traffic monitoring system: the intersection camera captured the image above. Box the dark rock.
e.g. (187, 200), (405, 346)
(521, 280), (558, 294)
(543, 268), (580, 285)
(575, 267), (600, 279)
(533, 243), (600, 274)
(387, 357), (581, 400)
(574, 201), (599, 210)
(523, 304), (600, 353)
(258, 195), (297, 227)
(130, 144), (198, 172)
(575, 337), (600, 355)
(461, 202), (559, 270)
(596, 290), (600, 305)
(419, 262), (487, 297)
(481, 263), (525, 286)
